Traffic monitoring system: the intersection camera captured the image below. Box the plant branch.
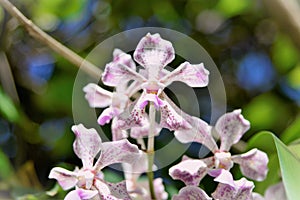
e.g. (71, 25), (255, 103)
(0, 0), (102, 79)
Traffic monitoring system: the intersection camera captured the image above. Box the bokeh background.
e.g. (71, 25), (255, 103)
(0, 0), (300, 199)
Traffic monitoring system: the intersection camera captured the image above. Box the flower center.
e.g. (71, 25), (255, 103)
(145, 81), (160, 94)
(214, 151), (234, 170)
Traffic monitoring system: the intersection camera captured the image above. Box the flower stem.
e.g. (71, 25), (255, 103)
(147, 103), (156, 200)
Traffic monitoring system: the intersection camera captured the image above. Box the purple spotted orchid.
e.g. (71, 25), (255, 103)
(170, 109), (269, 187)
(100, 33), (209, 132)
(48, 124), (142, 200)
(173, 169), (255, 200)
(83, 48), (134, 126)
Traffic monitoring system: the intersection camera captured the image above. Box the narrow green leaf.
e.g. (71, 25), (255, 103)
(248, 131), (300, 198)
(273, 135), (300, 200)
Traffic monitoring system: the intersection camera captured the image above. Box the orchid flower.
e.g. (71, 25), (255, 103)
(83, 48), (135, 126)
(49, 124), (142, 200)
(101, 33), (209, 132)
(171, 109), (268, 186)
(172, 169), (255, 200)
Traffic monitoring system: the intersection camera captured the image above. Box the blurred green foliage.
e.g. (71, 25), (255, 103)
(0, 0), (300, 199)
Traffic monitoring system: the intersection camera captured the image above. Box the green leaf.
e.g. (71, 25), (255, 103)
(288, 140), (300, 158)
(247, 131), (300, 198)
(273, 135), (300, 200)
(247, 131), (276, 154)
(0, 88), (20, 123)
(281, 115), (300, 144)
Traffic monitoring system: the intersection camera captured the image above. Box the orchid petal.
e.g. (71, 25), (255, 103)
(105, 181), (132, 200)
(112, 48), (136, 70)
(210, 169), (255, 200)
(133, 33), (174, 71)
(83, 83), (112, 108)
(232, 148), (269, 181)
(65, 189), (98, 200)
(122, 152), (148, 185)
(252, 192), (265, 200)
(139, 93), (164, 109)
(264, 182), (287, 200)
(160, 98), (192, 131)
(208, 169), (235, 187)
(160, 62), (209, 88)
(172, 186), (212, 200)
(215, 109), (250, 151)
(102, 63), (145, 87)
(48, 167), (78, 190)
(111, 117), (128, 141)
(130, 117), (161, 139)
(95, 179), (131, 200)
(115, 96), (147, 130)
(174, 116), (218, 152)
(72, 124), (102, 169)
(95, 139), (141, 170)
(169, 159), (207, 186)
(97, 107), (117, 125)
(153, 178), (169, 200)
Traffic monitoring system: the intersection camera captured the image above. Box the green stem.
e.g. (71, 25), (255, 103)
(147, 103), (156, 200)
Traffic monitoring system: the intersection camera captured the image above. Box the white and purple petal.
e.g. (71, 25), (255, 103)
(112, 48), (136, 70)
(159, 99), (192, 131)
(94, 139), (141, 170)
(172, 186), (212, 200)
(264, 182), (287, 200)
(160, 62), (209, 88)
(102, 63), (145, 87)
(111, 117), (128, 141)
(210, 169), (254, 200)
(133, 33), (174, 69)
(169, 159), (207, 186)
(174, 116), (218, 152)
(214, 151), (234, 170)
(83, 83), (112, 108)
(97, 107), (116, 125)
(232, 148), (269, 181)
(215, 109), (250, 151)
(72, 124), (102, 169)
(64, 189), (98, 200)
(48, 167), (78, 190)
